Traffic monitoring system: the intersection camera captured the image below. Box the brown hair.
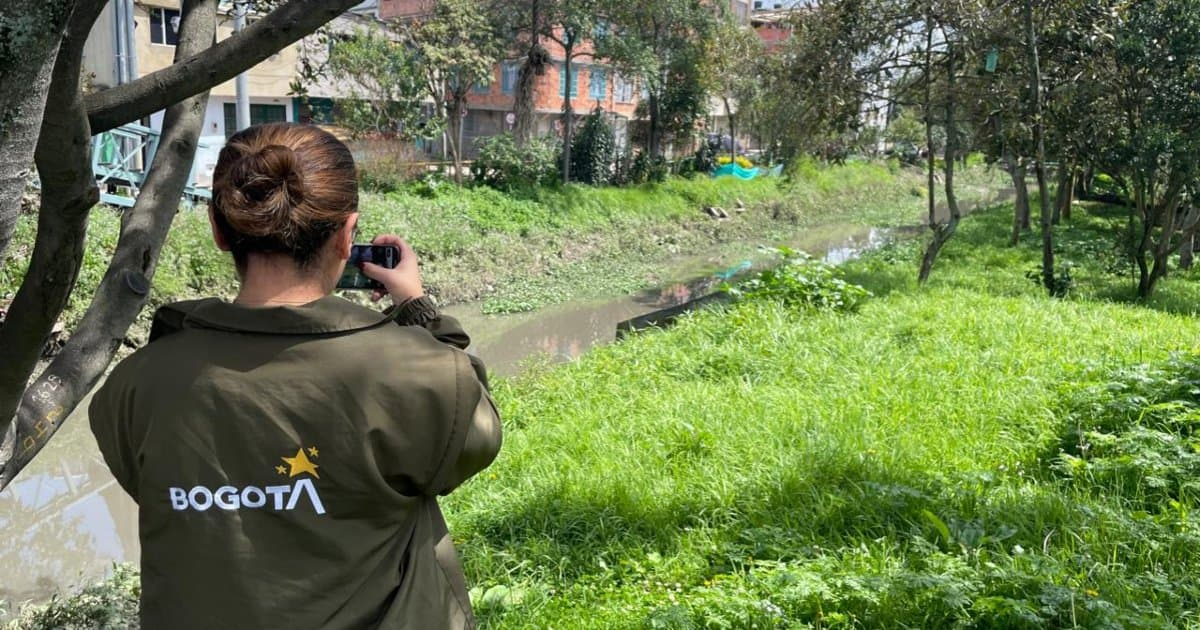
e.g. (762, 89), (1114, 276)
(211, 122), (358, 269)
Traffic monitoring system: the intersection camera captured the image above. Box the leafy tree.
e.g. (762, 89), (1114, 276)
(406, 0), (505, 184)
(601, 0), (717, 158)
(570, 107), (616, 185)
(709, 18), (765, 161)
(325, 27), (427, 139)
(542, 0), (600, 183)
(0, 0), (361, 488)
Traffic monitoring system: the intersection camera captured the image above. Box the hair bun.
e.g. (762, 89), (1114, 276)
(223, 144), (308, 238)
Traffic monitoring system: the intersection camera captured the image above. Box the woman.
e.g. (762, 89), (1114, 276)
(89, 122), (501, 629)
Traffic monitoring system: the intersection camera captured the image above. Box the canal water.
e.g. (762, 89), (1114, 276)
(0, 222), (904, 612)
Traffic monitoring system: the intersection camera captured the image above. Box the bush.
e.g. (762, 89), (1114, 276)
(348, 138), (427, 193)
(569, 109), (616, 185)
(473, 133), (560, 192)
(724, 246), (871, 312)
(620, 151), (668, 185)
(6, 564), (140, 629)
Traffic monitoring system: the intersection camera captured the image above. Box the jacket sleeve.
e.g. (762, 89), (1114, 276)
(88, 363), (142, 503)
(392, 296), (490, 390)
(424, 350), (502, 496)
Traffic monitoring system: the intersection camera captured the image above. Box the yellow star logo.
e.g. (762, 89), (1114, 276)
(307, 446), (319, 458)
(275, 465), (287, 476)
(281, 448), (320, 479)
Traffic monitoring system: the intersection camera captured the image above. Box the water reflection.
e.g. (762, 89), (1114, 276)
(0, 392), (139, 613)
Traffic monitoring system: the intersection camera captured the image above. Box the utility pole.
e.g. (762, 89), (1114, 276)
(234, 0), (251, 131)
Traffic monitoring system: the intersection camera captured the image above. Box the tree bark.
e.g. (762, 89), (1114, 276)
(1052, 160), (1074, 225)
(919, 39), (959, 284)
(1, 0), (217, 489)
(0, 1), (74, 263)
(1008, 158), (1029, 245)
(1026, 0), (1054, 295)
(561, 47), (575, 183)
(724, 96), (736, 160)
(512, 0), (543, 145)
(85, 0), (358, 134)
(0, 0), (108, 445)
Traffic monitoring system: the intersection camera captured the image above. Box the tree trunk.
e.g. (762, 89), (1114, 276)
(919, 38), (960, 284)
(1062, 165), (1075, 221)
(648, 90), (662, 158)
(724, 96), (736, 160)
(0, 0), (108, 445)
(448, 97), (464, 185)
(1, 0), (217, 489)
(512, 0), (542, 146)
(0, 1), (75, 263)
(1181, 232), (1195, 271)
(1046, 159), (1075, 223)
(918, 12), (937, 285)
(561, 48), (574, 184)
(1008, 159), (1029, 245)
(1026, 0), (1054, 295)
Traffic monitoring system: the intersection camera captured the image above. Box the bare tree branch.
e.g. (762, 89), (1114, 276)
(0, 0), (108, 448)
(86, 0), (359, 134)
(1, 0), (218, 490)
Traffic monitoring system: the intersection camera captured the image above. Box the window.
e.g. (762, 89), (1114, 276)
(501, 61), (520, 95)
(589, 68), (607, 100)
(223, 103), (288, 138)
(614, 74), (634, 103)
(593, 20), (610, 39)
(150, 8), (181, 46)
(558, 63), (579, 98)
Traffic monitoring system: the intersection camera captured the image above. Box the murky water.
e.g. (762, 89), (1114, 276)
(0, 222), (902, 613)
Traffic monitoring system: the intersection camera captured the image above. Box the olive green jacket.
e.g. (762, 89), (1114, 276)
(89, 296), (501, 629)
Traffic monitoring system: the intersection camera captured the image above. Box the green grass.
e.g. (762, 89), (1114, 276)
(435, 200), (1200, 628)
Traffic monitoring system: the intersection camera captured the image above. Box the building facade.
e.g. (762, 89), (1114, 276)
(379, 0), (642, 157)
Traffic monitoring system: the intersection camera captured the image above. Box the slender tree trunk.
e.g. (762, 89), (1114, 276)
(1181, 232), (1195, 271)
(0, 1), (75, 262)
(1008, 159), (1029, 245)
(449, 97), (464, 185)
(724, 96), (736, 160)
(1062, 165), (1075, 221)
(648, 90), (662, 158)
(1026, 0), (1054, 294)
(561, 48), (574, 183)
(1, 0), (217, 489)
(919, 39), (960, 283)
(918, 11), (938, 284)
(0, 0), (108, 445)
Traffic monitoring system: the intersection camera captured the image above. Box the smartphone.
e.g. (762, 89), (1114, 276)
(337, 244), (400, 290)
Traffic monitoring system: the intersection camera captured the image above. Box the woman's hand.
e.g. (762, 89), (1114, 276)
(361, 235), (425, 304)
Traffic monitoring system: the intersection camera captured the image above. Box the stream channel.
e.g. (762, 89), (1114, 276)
(0, 219), (918, 611)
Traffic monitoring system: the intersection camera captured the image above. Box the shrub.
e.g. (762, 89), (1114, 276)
(473, 133), (560, 191)
(569, 108), (616, 185)
(724, 246), (871, 312)
(348, 138), (427, 193)
(7, 564), (140, 629)
(624, 151), (669, 185)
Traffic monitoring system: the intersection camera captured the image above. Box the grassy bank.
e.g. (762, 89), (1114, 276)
(0, 162), (1001, 345)
(442, 199), (1200, 628)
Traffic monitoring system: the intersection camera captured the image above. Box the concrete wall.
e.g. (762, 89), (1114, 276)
(133, 1), (300, 100)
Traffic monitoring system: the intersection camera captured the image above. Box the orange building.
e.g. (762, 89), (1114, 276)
(380, 0), (640, 156)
